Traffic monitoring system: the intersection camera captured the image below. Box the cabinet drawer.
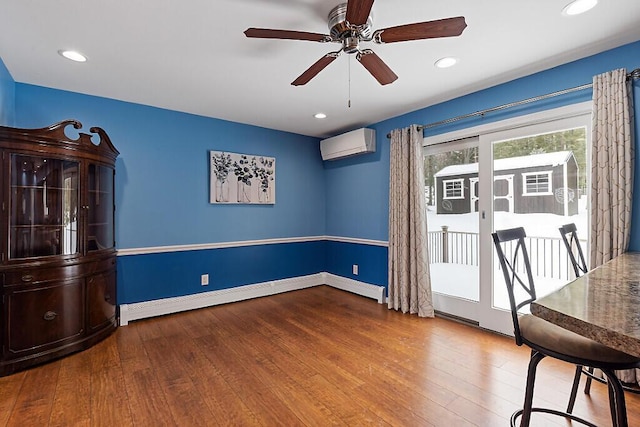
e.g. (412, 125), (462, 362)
(3, 264), (82, 286)
(5, 280), (84, 355)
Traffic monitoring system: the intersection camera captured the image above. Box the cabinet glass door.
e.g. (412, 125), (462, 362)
(87, 164), (115, 251)
(9, 155), (79, 258)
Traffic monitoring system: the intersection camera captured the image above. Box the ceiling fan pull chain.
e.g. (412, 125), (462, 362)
(348, 55), (352, 108)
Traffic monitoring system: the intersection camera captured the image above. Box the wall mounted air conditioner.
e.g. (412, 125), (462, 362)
(320, 128), (376, 161)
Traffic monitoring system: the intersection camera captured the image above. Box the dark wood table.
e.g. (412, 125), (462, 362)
(531, 251), (640, 358)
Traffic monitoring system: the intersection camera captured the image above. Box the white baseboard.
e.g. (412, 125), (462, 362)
(322, 273), (386, 304)
(119, 273), (386, 325)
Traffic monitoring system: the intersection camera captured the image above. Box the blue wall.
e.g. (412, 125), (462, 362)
(13, 85), (327, 303)
(119, 242), (326, 304)
(0, 57), (15, 126)
(325, 40), (640, 287)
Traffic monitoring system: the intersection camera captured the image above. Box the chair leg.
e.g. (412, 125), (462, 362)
(607, 380), (618, 427)
(584, 366), (594, 394)
(602, 369), (628, 427)
(520, 350), (545, 427)
(567, 365), (583, 413)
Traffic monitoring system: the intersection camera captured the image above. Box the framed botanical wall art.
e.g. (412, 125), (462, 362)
(210, 151), (275, 204)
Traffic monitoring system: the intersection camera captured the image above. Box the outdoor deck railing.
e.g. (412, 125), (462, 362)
(427, 226), (587, 281)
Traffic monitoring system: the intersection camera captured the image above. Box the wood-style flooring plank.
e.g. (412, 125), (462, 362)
(88, 334), (122, 374)
(115, 320), (148, 362)
(183, 355), (262, 426)
(0, 371), (25, 426)
(90, 366), (134, 427)
(159, 329), (262, 426)
(141, 336), (219, 426)
(120, 365), (176, 426)
(5, 360), (60, 426)
(229, 331), (346, 425)
(196, 332), (306, 426)
(49, 350), (92, 427)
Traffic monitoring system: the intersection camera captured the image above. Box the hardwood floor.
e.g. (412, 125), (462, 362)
(1, 285), (639, 426)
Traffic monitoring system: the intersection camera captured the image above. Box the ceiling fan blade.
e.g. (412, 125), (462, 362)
(291, 52), (340, 86)
(374, 16), (467, 44)
(356, 49), (398, 85)
(244, 28), (331, 43)
(346, 0), (375, 26)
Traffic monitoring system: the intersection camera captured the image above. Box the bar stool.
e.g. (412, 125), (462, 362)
(492, 226), (640, 427)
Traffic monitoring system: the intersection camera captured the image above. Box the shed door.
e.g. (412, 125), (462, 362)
(469, 178), (479, 212)
(493, 174), (514, 213)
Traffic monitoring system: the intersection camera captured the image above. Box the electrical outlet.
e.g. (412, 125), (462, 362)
(352, 264), (359, 275)
(201, 274), (209, 286)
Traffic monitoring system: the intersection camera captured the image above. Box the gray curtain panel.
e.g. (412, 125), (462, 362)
(590, 68), (634, 267)
(590, 68), (636, 383)
(388, 124), (434, 317)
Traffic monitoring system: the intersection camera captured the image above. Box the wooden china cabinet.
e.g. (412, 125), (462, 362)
(0, 120), (119, 377)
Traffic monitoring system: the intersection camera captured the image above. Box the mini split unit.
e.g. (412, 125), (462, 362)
(320, 128), (376, 161)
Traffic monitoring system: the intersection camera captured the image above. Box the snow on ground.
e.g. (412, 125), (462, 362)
(427, 196), (587, 309)
(430, 263), (479, 301)
(430, 262), (565, 310)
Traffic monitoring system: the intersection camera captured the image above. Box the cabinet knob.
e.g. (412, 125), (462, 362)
(43, 311), (58, 321)
(21, 274), (33, 282)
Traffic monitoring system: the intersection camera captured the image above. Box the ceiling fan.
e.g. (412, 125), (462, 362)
(244, 0), (467, 86)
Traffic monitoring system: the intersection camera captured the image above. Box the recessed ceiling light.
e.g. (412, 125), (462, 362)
(435, 57), (458, 69)
(562, 0), (598, 16)
(58, 50), (87, 62)
(314, 113), (327, 119)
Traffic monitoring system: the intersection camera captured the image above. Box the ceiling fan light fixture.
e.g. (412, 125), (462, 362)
(58, 50), (87, 62)
(562, 0), (598, 16)
(435, 57), (458, 68)
(314, 113), (327, 119)
(245, 0), (467, 86)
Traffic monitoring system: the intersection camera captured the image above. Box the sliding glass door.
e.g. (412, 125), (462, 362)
(480, 114), (590, 334)
(424, 104), (591, 334)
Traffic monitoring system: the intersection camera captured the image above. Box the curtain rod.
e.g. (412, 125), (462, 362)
(386, 67), (640, 139)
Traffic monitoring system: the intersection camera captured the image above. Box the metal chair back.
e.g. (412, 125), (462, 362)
(491, 227), (536, 346)
(559, 223), (588, 277)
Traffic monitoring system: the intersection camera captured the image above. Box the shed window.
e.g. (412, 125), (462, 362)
(443, 179), (464, 199)
(522, 171), (552, 195)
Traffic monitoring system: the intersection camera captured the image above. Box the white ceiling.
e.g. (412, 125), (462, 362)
(1, 0), (639, 138)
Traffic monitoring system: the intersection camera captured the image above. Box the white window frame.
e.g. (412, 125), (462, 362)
(443, 178), (465, 199)
(522, 170), (553, 196)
